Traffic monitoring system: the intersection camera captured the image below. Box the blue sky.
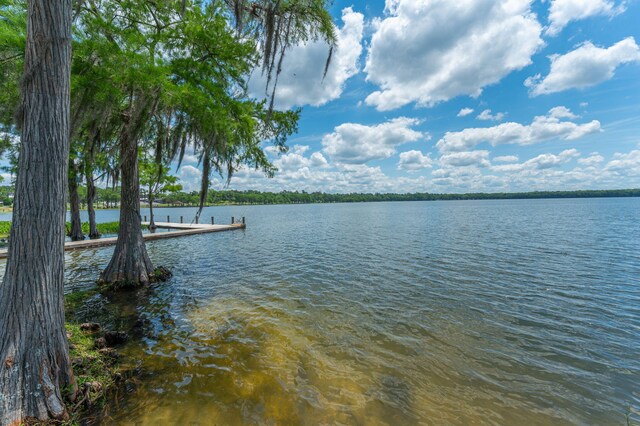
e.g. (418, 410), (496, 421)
(4, 1), (637, 194)
(178, 0), (639, 194)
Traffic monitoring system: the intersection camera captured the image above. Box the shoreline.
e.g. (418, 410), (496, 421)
(0, 188), (637, 215)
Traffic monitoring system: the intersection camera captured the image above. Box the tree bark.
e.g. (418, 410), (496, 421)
(84, 161), (99, 238)
(99, 127), (155, 287)
(68, 159), (85, 241)
(86, 176), (99, 239)
(0, 0), (76, 424)
(149, 193), (157, 230)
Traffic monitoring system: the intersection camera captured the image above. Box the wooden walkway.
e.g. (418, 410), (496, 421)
(0, 221), (245, 259)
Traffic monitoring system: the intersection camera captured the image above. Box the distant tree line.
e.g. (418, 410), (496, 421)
(2, 187), (638, 208)
(201, 188), (640, 205)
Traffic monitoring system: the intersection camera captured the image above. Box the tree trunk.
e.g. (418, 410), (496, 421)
(85, 168), (99, 239)
(0, 0), (75, 424)
(99, 129), (155, 287)
(68, 159), (85, 241)
(149, 192), (156, 230)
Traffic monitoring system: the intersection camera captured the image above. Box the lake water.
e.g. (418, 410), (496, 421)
(2, 198), (639, 425)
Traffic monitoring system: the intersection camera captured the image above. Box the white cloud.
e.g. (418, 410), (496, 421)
(322, 117), (426, 164)
(398, 150), (433, 171)
(436, 107), (601, 152)
(219, 146), (640, 194)
(491, 149), (580, 173)
(526, 37), (640, 96)
(249, 7), (364, 109)
(457, 108), (475, 117)
(364, 0), (543, 111)
(492, 149), (580, 172)
(227, 160), (434, 194)
(578, 152), (605, 166)
(310, 152), (330, 168)
(606, 150), (640, 174)
(548, 106), (578, 119)
(177, 165), (203, 192)
(546, 0), (625, 36)
(440, 150), (491, 167)
(477, 109), (506, 121)
(494, 155), (519, 163)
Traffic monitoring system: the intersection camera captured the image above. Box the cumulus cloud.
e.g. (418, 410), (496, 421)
(219, 146), (640, 194)
(440, 150), (491, 167)
(526, 37), (640, 96)
(548, 105), (578, 119)
(398, 150), (433, 171)
(606, 150), (640, 174)
(249, 7), (364, 109)
(477, 109), (506, 121)
(227, 160), (434, 194)
(310, 152), (330, 168)
(177, 165), (203, 192)
(436, 107), (601, 152)
(578, 152), (605, 166)
(322, 117), (426, 164)
(494, 155), (519, 163)
(364, 0), (543, 111)
(492, 149), (580, 172)
(457, 108), (475, 117)
(546, 0), (625, 36)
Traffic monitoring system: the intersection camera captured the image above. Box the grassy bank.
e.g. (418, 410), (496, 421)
(70, 221), (121, 236)
(66, 323), (119, 402)
(61, 290), (128, 425)
(0, 221), (132, 239)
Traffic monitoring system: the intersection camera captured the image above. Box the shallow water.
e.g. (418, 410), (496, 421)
(3, 198), (640, 425)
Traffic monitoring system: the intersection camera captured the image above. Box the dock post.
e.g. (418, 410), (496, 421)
(167, 215), (170, 223)
(242, 217), (245, 225)
(231, 216), (235, 224)
(144, 215), (147, 222)
(180, 216), (183, 223)
(195, 216), (199, 224)
(211, 217), (214, 225)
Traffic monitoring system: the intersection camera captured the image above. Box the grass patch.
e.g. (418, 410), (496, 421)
(66, 323), (116, 392)
(64, 289), (98, 316)
(0, 221), (10, 239)
(0, 221), (145, 240)
(0, 220), (125, 239)
(67, 221), (121, 236)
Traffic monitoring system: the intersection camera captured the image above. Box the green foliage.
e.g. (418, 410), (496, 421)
(0, 221), (138, 238)
(0, 0), (25, 127)
(0, 220), (10, 237)
(203, 188), (640, 205)
(65, 323), (114, 389)
(139, 156), (181, 201)
(146, 188), (640, 207)
(70, 221), (142, 236)
(226, 0), (337, 109)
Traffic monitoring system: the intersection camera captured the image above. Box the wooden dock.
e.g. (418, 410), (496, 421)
(0, 221), (245, 259)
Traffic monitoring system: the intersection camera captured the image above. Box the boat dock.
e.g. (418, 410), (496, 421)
(0, 219), (245, 259)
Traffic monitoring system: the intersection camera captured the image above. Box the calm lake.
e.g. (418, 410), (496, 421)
(2, 198), (639, 425)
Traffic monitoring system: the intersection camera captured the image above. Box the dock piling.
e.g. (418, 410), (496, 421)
(195, 216), (199, 224)
(211, 217), (215, 225)
(180, 216), (183, 223)
(242, 217), (245, 225)
(167, 215), (170, 223)
(231, 216), (235, 224)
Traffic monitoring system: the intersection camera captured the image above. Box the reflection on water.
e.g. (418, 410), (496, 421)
(3, 199), (640, 425)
